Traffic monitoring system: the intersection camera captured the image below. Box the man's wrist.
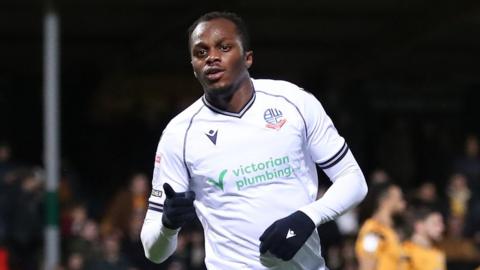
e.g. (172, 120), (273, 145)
(299, 202), (324, 227)
(160, 223), (180, 236)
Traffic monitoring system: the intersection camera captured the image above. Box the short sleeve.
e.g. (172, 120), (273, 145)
(304, 93), (347, 171)
(147, 129), (190, 213)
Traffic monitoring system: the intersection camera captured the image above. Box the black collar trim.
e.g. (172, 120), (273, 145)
(202, 91), (256, 118)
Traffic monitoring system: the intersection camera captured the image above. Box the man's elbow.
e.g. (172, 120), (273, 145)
(352, 170), (368, 205)
(359, 176), (368, 201)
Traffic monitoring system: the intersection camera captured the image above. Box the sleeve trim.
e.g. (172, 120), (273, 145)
(148, 201), (164, 212)
(317, 142), (349, 169)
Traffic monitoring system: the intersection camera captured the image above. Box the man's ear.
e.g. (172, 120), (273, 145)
(245, 51), (253, 69)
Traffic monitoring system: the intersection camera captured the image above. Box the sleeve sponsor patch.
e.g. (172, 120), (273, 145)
(362, 233), (381, 253)
(151, 189), (163, 198)
(154, 154), (162, 168)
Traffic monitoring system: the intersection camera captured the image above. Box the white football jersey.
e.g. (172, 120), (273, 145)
(147, 78), (348, 270)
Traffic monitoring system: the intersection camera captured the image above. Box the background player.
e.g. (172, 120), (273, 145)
(356, 181), (406, 270)
(403, 207), (446, 270)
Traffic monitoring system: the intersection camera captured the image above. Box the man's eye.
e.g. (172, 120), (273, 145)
(220, 45), (231, 52)
(196, 49), (207, 57)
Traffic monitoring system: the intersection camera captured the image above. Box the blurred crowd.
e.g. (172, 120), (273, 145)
(0, 134), (479, 270)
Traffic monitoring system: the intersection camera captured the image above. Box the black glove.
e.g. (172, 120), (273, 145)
(259, 211), (316, 261)
(161, 183), (196, 230)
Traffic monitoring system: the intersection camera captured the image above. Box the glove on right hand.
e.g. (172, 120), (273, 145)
(161, 183), (196, 230)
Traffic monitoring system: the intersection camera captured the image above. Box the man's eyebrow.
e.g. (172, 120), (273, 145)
(192, 41), (208, 49)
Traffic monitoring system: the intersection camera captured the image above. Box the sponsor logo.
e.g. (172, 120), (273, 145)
(151, 189), (163, 198)
(207, 156), (296, 191)
(205, 129), (218, 145)
(286, 229), (296, 239)
(264, 108), (287, 130)
(207, 169), (227, 190)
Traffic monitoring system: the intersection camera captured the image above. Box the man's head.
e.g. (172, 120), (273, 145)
(379, 183), (406, 215)
(188, 12), (253, 96)
(411, 207), (444, 242)
(359, 181), (406, 223)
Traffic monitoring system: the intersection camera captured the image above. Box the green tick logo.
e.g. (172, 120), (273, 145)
(207, 169), (227, 190)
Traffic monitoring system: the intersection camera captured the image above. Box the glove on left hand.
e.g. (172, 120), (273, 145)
(259, 211), (316, 261)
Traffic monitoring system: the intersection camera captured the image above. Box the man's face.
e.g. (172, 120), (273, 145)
(423, 213), (445, 241)
(386, 186), (406, 214)
(190, 18), (253, 95)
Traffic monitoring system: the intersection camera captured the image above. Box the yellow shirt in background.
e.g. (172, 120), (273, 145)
(402, 241), (446, 270)
(355, 218), (405, 270)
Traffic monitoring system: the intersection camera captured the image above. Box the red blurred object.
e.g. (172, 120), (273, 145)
(0, 248), (9, 270)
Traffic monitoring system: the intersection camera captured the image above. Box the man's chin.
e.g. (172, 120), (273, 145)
(204, 81), (233, 97)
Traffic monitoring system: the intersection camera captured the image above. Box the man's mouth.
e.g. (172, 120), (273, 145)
(204, 67), (225, 81)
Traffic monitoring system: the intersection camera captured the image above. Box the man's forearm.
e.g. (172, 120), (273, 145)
(141, 210), (179, 263)
(300, 150), (368, 226)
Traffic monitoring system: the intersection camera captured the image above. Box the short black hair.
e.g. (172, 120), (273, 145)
(410, 204), (440, 223)
(358, 181), (397, 223)
(187, 11), (250, 52)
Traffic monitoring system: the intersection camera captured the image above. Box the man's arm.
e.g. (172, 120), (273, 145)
(299, 149), (368, 226)
(300, 91), (367, 225)
(141, 129), (193, 263)
(141, 183), (196, 263)
(141, 209), (179, 263)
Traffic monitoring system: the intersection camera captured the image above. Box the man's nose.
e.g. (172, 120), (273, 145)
(206, 51), (220, 64)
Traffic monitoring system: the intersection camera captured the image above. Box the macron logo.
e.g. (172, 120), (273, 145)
(205, 129), (218, 145)
(286, 229), (296, 239)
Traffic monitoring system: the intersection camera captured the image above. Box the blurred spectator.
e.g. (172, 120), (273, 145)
(65, 253), (85, 270)
(67, 219), (102, 265)
(8, 167), (44, 270)
(101, 173), (149, 237)
(62, 204), (89, 238)
(403, 207), (446, 270)
(453, 134), (480, 194)
(452, 135), (480, 250)
(446, 173), (471, 219)
(85, 233), (135, 270)
(411, 181), (442, 211)
(355, 181), (406, 270)
(369, 169), (391, 184)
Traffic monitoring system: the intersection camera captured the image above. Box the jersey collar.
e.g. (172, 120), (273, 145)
(202, 90), (256, 118)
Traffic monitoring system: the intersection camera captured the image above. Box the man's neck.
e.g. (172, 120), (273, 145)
(373, 208), (393, 228)
(411, 233), (432, 248)
(205, 77), (253, 113)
